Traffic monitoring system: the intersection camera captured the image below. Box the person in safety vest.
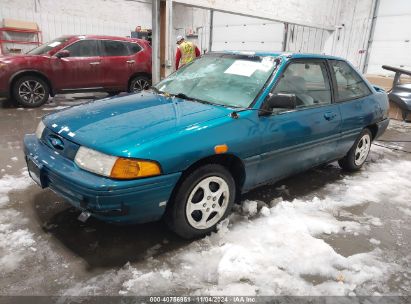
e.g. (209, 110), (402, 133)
(175, 35), (200, 70)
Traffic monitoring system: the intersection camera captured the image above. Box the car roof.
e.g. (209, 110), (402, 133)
(64, 35), (145, 43)
(219, 50), (345, 61)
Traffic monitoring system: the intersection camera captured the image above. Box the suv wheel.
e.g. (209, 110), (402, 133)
(128, 75), (151, 93)
(338, 128), (372, 171)
(165, 164), (236, 239)
(12, 76), (50, 108)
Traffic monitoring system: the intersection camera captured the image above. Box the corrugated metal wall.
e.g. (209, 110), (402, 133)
(285, 24), (331, 54)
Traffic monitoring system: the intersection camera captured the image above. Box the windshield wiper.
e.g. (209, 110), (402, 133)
(172, 93), (215, 106)
(174, 93), (193, 100)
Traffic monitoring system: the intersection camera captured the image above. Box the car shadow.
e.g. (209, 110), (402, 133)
(30, 163), (345, 270)
(0, 97), (17, 108)
(31, 191), (189, 270)
(243, 163), (344, 203)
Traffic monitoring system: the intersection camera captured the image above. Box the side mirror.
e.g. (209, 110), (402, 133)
(55, 50), (70, 58)
(262, 93), (296, 114)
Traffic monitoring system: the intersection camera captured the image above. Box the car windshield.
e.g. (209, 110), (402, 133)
(154, 53), (278, 108)
(27, 36), (71, 55)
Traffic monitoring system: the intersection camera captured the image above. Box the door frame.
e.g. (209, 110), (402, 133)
(258, 57), (337, 115)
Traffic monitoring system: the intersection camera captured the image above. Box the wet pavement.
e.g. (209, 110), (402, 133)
(0, 94), (410, 297)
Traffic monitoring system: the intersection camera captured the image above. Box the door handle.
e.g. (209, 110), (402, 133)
(324, 112), (337, 121)
(89, 62), (100, 65)
(126, 60), (135, 64)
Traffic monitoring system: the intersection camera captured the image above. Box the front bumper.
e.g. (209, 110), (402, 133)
(24, 134), (181, 224)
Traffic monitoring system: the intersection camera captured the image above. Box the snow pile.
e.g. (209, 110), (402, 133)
(64, 155), (411, 296)
(0, 171), (33, 207)
(0, 171), (35, 273)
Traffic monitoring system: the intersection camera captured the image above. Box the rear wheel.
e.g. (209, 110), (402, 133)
(12, 76), (50, 108)
(338, 128), (372, 171)
(165, 164), (236, 239)
(128, 75), (151, 93)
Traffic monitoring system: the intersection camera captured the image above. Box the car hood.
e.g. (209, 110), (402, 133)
(43, 92), (231, 156)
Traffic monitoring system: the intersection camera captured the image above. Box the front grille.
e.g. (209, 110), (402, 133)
(41, 128), (80, 160)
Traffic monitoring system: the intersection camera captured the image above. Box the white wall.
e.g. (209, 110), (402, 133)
(174, 0), (339, 30)
(0, 0), (151, 53)
(366, 0), (411, 75)
(323, 0), (374, 71)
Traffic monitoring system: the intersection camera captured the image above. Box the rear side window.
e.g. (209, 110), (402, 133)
(101, 40), (131, 56)
(330, 60), (371, 101)
(65, 40), (99, 57)
(128, 42), (141, 54)
(273, 61), (332, 108)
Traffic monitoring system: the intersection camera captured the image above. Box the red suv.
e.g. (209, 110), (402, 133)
(0, 35), (152, 107)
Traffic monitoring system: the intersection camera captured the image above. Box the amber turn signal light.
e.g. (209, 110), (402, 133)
(214, 144), (228, 154)
(110, 158), (161, 179)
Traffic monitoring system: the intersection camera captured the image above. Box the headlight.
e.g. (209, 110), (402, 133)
(74, 146), (161, 179)
(35, 120), (46, 139)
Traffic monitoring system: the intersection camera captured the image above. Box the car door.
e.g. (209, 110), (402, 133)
(100, 40), (138, 90)
(52, 39), (103, 90)
(328, 60), (374, 154)
(255, 59), (342, 185)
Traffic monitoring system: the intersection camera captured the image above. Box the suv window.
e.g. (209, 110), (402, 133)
(128, 42), (141, 54)
(273, 61), (332, 108)
(330, 60), (371, 101)
(65, 40), (99, 57)
(101, 40), (133, 56)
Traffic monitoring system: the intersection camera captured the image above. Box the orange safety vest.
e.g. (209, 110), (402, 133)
(178, 41), (195, 66)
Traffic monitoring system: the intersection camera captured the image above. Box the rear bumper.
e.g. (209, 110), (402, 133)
(374, 118), (390, 140)
(24, 134), (181, 224)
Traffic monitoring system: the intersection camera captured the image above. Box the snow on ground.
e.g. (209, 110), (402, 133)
(62, 149), (411, 296)
(0, 170), (35, 272)
(42, 106), (70, 111)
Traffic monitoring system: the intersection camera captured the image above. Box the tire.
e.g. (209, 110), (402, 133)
(128, 75), (151, 93)
(12, 76), (50, 108)
(165, 164), (236, 239)
(338, 128), (372, 171)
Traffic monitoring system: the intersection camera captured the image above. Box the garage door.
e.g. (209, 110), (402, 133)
(367, 0), (411, 75)
(211, 11), (285, 52)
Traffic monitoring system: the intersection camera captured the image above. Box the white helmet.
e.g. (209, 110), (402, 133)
(176, 35), (184, 43)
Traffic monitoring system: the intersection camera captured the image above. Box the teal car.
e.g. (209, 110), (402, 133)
(24, 52), (389, 239)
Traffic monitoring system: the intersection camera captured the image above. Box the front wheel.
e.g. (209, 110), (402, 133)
(165, 164), (236, 239)
(128, 75), (151, 93)
(338, 128), (372, 171)
(12, 76), (50, 108)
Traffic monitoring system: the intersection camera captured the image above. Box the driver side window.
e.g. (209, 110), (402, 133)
(272, 61), (332, 108)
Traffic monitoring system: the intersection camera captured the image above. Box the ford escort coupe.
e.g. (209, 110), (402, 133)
(24, 52), (389, 239)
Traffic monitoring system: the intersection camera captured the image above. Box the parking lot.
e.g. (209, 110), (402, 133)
(0, 95), (410, 297)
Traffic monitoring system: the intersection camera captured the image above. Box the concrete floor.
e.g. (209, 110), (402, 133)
(0, 94), (410, 297)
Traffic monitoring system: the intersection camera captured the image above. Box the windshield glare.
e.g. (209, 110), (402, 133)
(27, 36), (71, 55)
(155, 54), (277, 108)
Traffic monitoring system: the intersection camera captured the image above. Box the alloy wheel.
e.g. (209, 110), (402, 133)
(354, 133), (371, 166)
(186, 176), (230, 230)
(132, 79), (150, 92)
(18, 80), (46, 105)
